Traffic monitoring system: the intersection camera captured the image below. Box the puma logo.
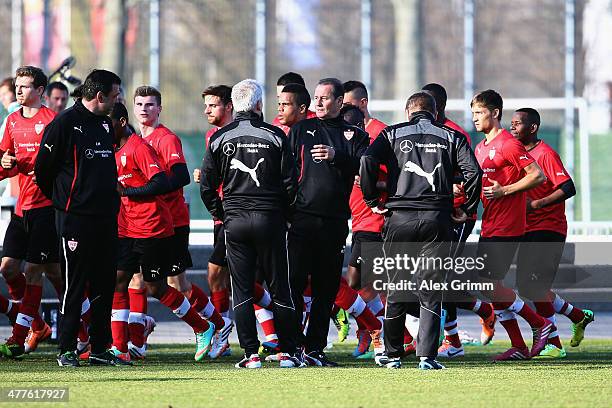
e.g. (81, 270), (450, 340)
(149, 268), (161, 278)
(74, 126), (83, 133)
(306, 130), (316, 137)
(519, 155), (528, 160)
(10, 121), (16, 128)
(44, 143), (53, 152)
(403, 161), (442, 191)
(230, 157), (265, 187)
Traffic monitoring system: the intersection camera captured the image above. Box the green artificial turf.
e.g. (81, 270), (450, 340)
(1, 339), (611, 407)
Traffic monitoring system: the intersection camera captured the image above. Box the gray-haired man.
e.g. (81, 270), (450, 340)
(200, 79), (301, 368)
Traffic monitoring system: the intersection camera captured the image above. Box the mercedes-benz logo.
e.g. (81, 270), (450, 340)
(85, 149), (94, 159)
(223, 143), (236, 156)
(399, 139), (413, 153)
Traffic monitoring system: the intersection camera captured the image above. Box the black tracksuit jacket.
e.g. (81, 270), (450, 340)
(34, 100), (119, 217)
(288, 116), (369, 220)
(200, 111), (297, 219)
(360, 111), (482, 215)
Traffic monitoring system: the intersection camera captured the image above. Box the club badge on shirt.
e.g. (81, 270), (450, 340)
(102, 123), (109, 133)
(34, 123), (44, 134)
(489, 149), (496, 160)
(67, 240), (78, 251)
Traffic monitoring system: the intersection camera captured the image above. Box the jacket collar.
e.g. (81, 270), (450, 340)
(234, 111), (263, 121)
(318, 115), (344, 127)
(408, 111), (436, 124)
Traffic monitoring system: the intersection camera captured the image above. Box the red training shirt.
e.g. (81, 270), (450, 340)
(475, 129), (534, 238)
(142, 124), (190, 228)
(349, 118), (387, 233)
(116, 134), (174, 238)
(525, 141), (570, 236)
(444, 118), (476, 220)
(0, 106), (55, 215)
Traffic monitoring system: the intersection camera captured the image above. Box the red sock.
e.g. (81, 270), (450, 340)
(189, 284), (224, 329)
(444, 320), (462, 348)
(334, 278), (357, 309)
(159, 287), (209, 333)
(499, 318), (528, 349)
(111, 292), (130, 353)
(0, 294), (18, 322)
(354, 307), (381, 331)
(534, 301), (555, 319)
(253, 283), (272, 309)
(515, 303), (546, 328)
(548, 290), (585, 323)
(567, 306), (585, 324)
(186, 283), (208, 313)
(560, 298), (586, 324)
(128, 289), (147, 314)
(461, 299), (494, 320)
(334, 280), (381, 331)
(211, 289), (230, 316)
(254, 304), (277, 342)
(5, 273), (26, 300)
(403, 327), (413, 344)
(128, 288), (147, 348)
(12, 284), (43, 344)
(334, 278), (357, 327)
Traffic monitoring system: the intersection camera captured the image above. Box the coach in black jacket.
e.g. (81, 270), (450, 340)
(287, 78), (369, 367)
(360, 92), (481, 370)
(200, 79), (301, 368)
(35, 70), (123, 367)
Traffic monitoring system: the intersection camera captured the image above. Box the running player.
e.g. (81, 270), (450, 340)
(472, 90), (552, 361)
(110, 102), (215, 363)
(511, 107), (593, 358)
(0, 67), (61, 359)
(131, 86), (232, 359)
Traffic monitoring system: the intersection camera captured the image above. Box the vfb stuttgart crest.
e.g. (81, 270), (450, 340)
(34, 123), (44, 134)
(120, 155), (127, 167)
(67, 240), (78, 251)
(489, 149), (496, 160)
